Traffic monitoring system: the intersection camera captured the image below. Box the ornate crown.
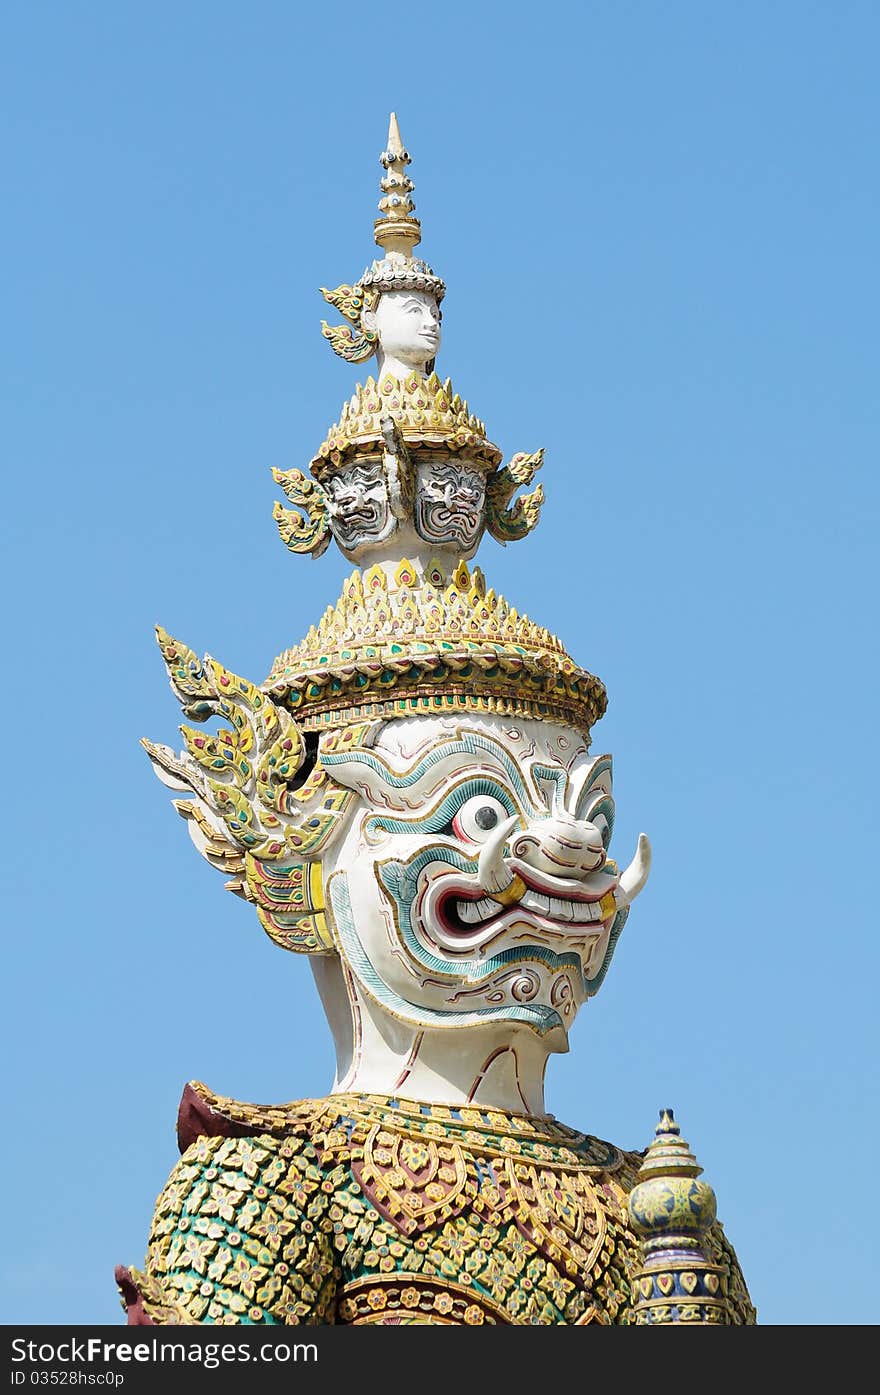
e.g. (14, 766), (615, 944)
(311, 371), (502, 478)
(262, 116), (603, 739)
(320, 113), (445, 365)
(144, 115), (613, 942)
(264, 558), (606, 737)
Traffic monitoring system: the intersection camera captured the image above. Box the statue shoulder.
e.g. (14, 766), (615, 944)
(175, 1079), (328, 1153)
(116, 1084), (344, 1325)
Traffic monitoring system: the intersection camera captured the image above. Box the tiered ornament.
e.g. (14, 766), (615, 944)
(116, 115), (755, 1326)
(627, 1111), (737, 1324)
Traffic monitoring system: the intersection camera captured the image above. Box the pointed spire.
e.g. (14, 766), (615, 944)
(387, 112), (405, 158)
(626, 1109), (738, 1324)
(375, 112), (422, 257)
(636, 1107), (706, 1179)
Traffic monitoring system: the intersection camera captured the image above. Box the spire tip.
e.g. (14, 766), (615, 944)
(387, 112), (403, 154)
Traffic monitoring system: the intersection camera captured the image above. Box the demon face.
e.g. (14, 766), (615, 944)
(319, 715), (649, 1049)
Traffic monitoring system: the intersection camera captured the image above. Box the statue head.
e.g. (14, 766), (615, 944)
(319, 115), (446, 378)
(144, 616), (649, 1112)
(317, 716), (640, 1054)
(361, 289), (442, 379)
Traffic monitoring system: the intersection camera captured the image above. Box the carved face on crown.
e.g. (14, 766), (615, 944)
(415, 459), (486, 550)
(362, 289), (442, 378)
(324, 460), (392, 552)
(318, 715), (646, 1052)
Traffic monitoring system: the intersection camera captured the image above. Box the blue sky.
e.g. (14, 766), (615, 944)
(2, 1), (877, 1325)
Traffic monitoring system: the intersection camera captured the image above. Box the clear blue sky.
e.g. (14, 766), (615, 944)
(2, 1), (877, 1326)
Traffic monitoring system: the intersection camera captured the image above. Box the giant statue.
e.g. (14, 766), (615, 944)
(116, 117), (755, 1326)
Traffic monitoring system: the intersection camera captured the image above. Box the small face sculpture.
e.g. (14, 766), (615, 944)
(320, 716), (627, 1051)
(416, 460), (486, 549)
(364, 290), (442, 375)
(324, 460), (391, 550)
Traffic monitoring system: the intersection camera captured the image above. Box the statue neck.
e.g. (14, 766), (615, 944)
(310, 957), (558, 1117)
(374, 350), (430, 381)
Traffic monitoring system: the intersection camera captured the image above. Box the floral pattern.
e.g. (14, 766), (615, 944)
(123, 1089), (755, 1326)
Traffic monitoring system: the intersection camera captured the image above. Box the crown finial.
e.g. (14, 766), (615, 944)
(386, 112), (405, 159)
(626, 1108), (738, 1324)
(375, 112), (422, 257)
(319, 116), (445, 366)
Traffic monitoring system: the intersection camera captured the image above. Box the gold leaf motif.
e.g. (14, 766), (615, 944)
(486, 450), (545, 545)
(361, 1125), (470, 1224)
(311, 374), (502, 477)
(271, 469), (331, 559)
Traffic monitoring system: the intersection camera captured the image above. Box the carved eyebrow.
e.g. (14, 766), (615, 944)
(364, 774), (520, 837)
(321, 732), (542, 814)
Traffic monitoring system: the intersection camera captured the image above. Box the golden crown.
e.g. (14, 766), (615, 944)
(311, 371), (502, 478)
(264, 559), (606, 737)
(266, 116), (604, 743)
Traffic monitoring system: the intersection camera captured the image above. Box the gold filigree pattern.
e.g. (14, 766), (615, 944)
(245, 855), (330, 955)
(508, 1161), (609, 1280)
(265, 558), (607, 735)
(118, 1086), (756, 1327)
(312, 373), (502, 476)
(319, 283), (380, 365)
(357, 1125), (472, 1233)
(271, 468), (331, 558)
(141, 645), (383, 952)
(485, 449), (545, 544)
(144, 639), (362, 862)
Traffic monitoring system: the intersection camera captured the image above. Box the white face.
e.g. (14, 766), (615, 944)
(319, 716), (627, 1050)
(366, 289), (442, 373)
(416, 459), (486, 550)
(325, 460), (390, 550)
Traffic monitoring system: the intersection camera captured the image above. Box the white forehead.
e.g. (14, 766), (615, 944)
(371, 715), (591, 769)
(375, 289), (437, 312)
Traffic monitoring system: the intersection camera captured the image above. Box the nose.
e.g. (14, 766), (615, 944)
(511, 816), (606, 879)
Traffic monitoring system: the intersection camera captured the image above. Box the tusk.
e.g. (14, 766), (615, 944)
(478, 815), (527, 905)
(614, 833), (652, 908)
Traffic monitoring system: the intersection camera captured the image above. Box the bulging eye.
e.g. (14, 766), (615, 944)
(451, 795), (510, 844)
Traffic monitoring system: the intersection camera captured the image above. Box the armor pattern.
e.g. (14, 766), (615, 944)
(124, 1090), (754, 1326)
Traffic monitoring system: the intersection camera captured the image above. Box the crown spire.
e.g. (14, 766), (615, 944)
(626, 1109), (743, 1324)
(375, 112), (422, 257)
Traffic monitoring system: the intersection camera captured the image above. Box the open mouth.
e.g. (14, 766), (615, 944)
(433, 861), (616, 938)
